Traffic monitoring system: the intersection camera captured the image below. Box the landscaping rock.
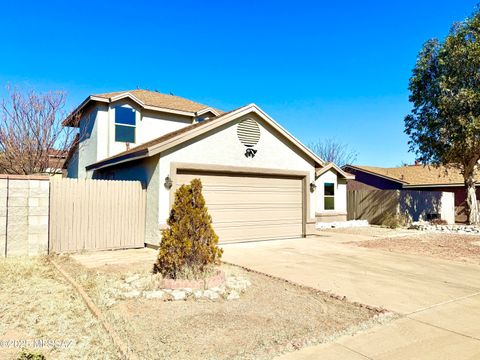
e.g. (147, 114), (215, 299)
(171, 290), (186, 301)
(316, 220), (369, 229)
(410, 222), (480, 234)
(193, 290), (204, 299)
(203, 289), (220, 300)
(123, 290), (141, 299)
(125, 274), (140, 284)
(226, 290), (240, 300)
(226, 276), (252, 292)
(144, 290), (165, 299)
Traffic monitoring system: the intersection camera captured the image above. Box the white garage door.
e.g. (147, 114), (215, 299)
(175, 170), (304, 243)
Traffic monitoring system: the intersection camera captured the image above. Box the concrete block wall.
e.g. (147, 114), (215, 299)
(0, 175), (50, 257)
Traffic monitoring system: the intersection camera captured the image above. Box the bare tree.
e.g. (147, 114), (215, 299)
(308, 138), (358, 167)
(0, 86), (77, 175)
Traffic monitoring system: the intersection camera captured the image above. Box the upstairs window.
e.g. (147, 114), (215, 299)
(324, 182), (335, 210)
(115, 106), (136, 143)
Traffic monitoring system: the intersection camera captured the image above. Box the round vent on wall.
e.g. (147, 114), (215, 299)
(237, 118), (260, 147)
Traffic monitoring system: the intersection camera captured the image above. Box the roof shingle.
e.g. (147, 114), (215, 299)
(348, 165), (480, 185)
(94, 89), (221, 114)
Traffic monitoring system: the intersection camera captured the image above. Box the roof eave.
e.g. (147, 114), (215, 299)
(86, 149), (150, 171)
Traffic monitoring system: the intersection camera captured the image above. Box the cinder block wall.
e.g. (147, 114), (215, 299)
(0, 175), (50, 257)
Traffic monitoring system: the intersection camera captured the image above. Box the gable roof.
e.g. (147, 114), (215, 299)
(86, 104), (325, 171)
(316, 162), (355, 180)
(345, 164), (480, 187)
(63, 89), (222, 127)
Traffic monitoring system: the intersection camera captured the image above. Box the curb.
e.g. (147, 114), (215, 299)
(49, 258), (139, 360)
(222, 261), (389, 314)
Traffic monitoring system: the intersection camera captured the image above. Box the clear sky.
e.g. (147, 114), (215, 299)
(0, 1), (478, 166)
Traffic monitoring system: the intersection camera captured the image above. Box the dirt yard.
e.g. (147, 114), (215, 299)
(57, 255), (381, 360)
(0, 257), (120, 360)
(354, 232), (480, 264)
(320, 225), (415, 238)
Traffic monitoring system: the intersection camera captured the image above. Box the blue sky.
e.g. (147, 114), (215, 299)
(0, 1), (478, 166)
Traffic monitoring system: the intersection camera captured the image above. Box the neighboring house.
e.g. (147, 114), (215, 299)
(343, 164), (480, 223)
(63, 90), (353, 245)
(45, 149), (67, 177)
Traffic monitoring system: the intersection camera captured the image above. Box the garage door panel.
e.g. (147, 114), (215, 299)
(176, 170), (304, 243)
(207, 207), (302, 223)
(215, 223), (302, 242)
(202, 191), (302, 205)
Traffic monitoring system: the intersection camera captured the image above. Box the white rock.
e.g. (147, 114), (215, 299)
(143, 290), (165, 299)
(171, 290), (186, 301)
(316, 220), (369, 230)
(203, 289), (220, 300)
(226, 291), (240, 300)
(125, 274), (140, 284)
(193, 290), (204, 299)
(123, 290), (141, 299)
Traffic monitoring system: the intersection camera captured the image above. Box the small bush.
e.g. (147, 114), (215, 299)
(430, 218), (447, 225)
(17, 350), (46, 360)
(153, 179), (223, 279)
(381, 213), (409, 229)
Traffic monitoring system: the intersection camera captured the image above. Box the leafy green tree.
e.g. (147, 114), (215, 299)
(405, 8), (480, 224)
(153, 178), (223, 279)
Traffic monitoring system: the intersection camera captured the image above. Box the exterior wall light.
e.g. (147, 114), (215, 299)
(164, 176), (173, 189)
(310, 182), (317, 193)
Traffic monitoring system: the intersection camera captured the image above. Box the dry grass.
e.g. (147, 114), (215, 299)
(58, 256), (382, 360)
(0, 257), (120, 360)
(355, 233), (480, 264)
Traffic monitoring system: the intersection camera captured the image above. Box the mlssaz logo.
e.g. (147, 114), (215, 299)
(245, 147), (257, 158)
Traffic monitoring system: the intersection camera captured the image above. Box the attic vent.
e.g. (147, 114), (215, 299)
(237, 118), (260, 147)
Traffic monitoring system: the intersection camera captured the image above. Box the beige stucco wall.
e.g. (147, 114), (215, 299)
(71, 101), (193, 179)
(157, 114), (318, 233)
(315, 169), (347, 216)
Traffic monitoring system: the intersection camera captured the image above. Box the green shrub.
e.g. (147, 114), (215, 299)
(17, 350), (46, 360)
(153, 178), (223, 279)
(381, 213), (409, 229)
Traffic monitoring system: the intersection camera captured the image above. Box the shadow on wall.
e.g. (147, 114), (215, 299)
(350, 190), (399, 224)
(399, 190), (442, 222)
(349, 189), (443, 224)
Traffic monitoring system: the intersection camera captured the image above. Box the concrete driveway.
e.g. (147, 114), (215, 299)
(222, 232), (480, 359)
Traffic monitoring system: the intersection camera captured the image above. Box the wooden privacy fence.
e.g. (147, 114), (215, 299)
(49, 178), (146, 253)
(348, 189), (455, 224)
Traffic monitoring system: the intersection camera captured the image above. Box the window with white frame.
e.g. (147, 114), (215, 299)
(324, 182), (335, 210)
(115, 106), (136, 143)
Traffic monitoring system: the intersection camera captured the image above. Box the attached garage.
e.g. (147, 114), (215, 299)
(175, 168), (305, 243)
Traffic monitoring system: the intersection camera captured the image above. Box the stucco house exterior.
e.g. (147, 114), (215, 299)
(344, 164), (480, 223)
(63, 90), (353, 246)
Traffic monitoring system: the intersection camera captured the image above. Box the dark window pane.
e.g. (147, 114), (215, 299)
(324, 183), (335, 196)
(115, 125), (135, 143)
(115, 107), (136, 125)
(324, 197), (335, 210)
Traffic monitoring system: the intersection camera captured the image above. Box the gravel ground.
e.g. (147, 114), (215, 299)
(320, 226), (419, 238)
(355, 233), (480, 264)
(59, 256), (382, 360)
(0, 257), (120, 360)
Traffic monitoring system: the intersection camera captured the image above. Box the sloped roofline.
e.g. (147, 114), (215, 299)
(343, 164), (411, 185)
(317, 162), (355, 180)
(86, 104), (326, 171)
(63, 92), (201, 127)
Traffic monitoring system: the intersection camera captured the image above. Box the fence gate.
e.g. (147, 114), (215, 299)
(49, 178), (146, 253)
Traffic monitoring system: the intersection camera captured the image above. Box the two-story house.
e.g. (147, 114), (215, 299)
(63, 90), (353, 246)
